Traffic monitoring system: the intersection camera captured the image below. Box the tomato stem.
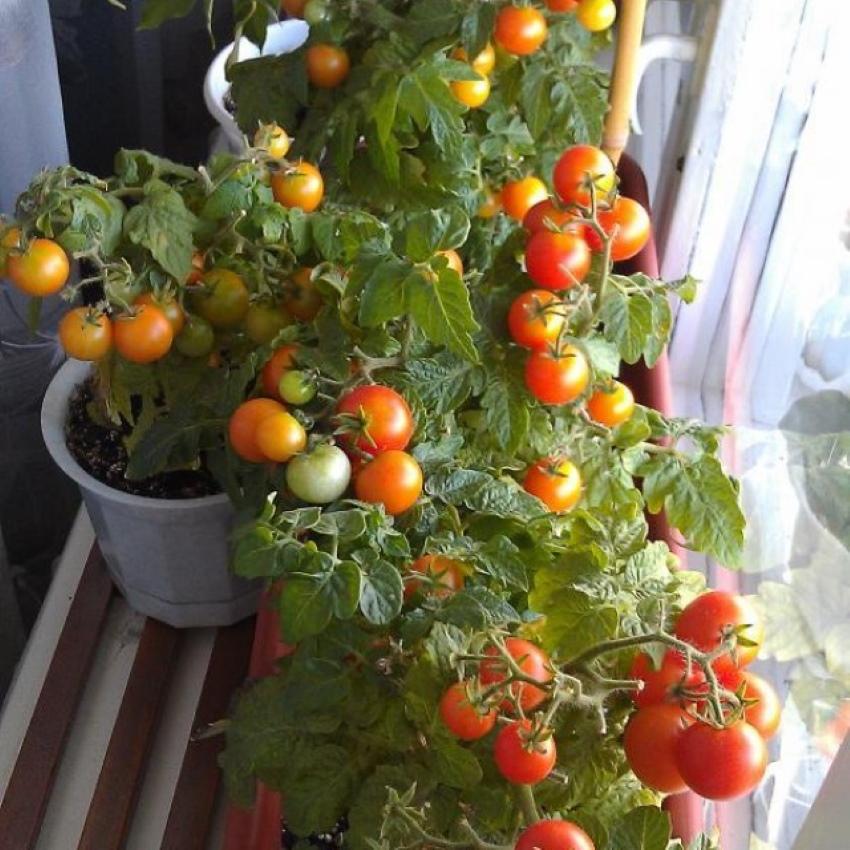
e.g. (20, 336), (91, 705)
(515, 784), (540, 826)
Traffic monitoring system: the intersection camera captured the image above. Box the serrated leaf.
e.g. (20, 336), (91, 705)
(360, 560), (404, 626)
(528, 585), (618, 658)
(460, 5), (496, 56)
(609, 806), (671, 850)
(403, 207), (470, 261)
(600, 286), (654, 365)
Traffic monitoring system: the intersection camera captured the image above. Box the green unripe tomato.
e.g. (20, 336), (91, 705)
(286, 444), (351, 504)
(303, 0), (329, 25)
(278, 369), (317, 405)
(243, 302), (293, 345)
(175, 314), (215, 357)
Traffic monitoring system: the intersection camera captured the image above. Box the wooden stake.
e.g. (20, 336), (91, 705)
(602, 0), (649, 166)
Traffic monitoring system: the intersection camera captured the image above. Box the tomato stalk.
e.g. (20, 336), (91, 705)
(514, 784), (540, 826)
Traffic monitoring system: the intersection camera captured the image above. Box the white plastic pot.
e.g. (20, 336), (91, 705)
(204, 19), (310, 153)
(41, 359), (260, 628)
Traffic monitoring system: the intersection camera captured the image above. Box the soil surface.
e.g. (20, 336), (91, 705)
(282, 818), (347, 848)
(65, 378), (220, 499)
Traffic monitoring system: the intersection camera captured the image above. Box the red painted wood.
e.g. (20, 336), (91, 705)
(0, 546), (113, 850)
(159, 617), (255, 850)
(77, 619), (180, 850)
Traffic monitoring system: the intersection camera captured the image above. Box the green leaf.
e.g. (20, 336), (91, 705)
(404, 354), (480, 414)
(438, 587), (520, 630)
(229, 52), (309, 135)
(609, 806), (671, 850)
(123, 183), (196, 280)
(521, 63), (553, 139)
(431, 737), (482, 789)
(481, 356), (530, 453)
(460, 5), (496, 56)
(426, 468), (546, 519)
(402, 207), (470, 261)
(360, 560), (404, 626)
(670, 274), (699, 304)
(356, 253), (410, 326)
(528, 585), (618, 658)
(138, 0), (197, 29)
(583, 334), (621, 378)
(406, 265), (480, 363)
(599, 286), (654, 365)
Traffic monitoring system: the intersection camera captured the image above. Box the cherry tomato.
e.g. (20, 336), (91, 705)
(576, 0), (617, 32)
(306, 44), (350, 89)
(229, 398), (285, 463)
(287, 444), (352, 503)
(280, 0), (307, 16)
(720, 669), (782, 740)
(439, 682), (497, 741)
(243, 301), (292, 344)
(493, 720), (556, 785)
(481, 637), (553, 713)
(175, 314), (215, 358)
(595, 197), (651, 262)
(7, 238), (70, 296)
(58, 307), (113, 361)
(272, 161), (325, 212)
(355, 450), (423, 516)
(405, 554), (466, 600)
(508, 289), (566, 351)
(525, 229), (591, 291)
(625, 704), (691, 793)
(262, 344), (300, 399)
(516, 820), (595, 850)
(501, 177), (549, 221)
(553, 145), (616, 207)
(285, 267), (323, 321)
(629, 650), (706, 708)
(587, 381), (635, 427)
(278, 370), (317, 405)
(254, 123), (291, 159)
(113, 304), (174, 364)
(135, 292), (185, 335)
(675, 591), (763, 671)
(451, 43), (496, 76)
(303, 0), (329, 25)
(525, 346), (590, 405)
(191, 268), (250, 329)
(523, 199), (578, 234)
(675, 720), (768, 800)
(186, 251), (205, 285)
(451, 76), (491, 108)
(336, 385), (414, 455)
(545, 0), (580, 11)
(255, 411), (307, 463)
(494, 6), (548, 56)
(478, 189), (502, 219)
(523, 457), (582, 513)
(439, 249), (464, 277)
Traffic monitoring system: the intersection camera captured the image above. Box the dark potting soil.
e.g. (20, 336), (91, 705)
(65, 378), (220, 499)
(282, 818), (347, 848)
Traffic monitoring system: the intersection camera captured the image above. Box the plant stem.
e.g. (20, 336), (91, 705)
(515, 785), (540, 826)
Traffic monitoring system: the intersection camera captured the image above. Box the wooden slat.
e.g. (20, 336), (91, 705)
(77, 618), (181, 850)
(0, 545), (113, 850)
(159, 618), (255, 850)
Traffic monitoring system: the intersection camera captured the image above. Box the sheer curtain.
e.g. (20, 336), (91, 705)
(645, 0), (850, 847)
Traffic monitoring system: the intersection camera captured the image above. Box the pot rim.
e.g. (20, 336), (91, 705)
(41, 358), (231, 510)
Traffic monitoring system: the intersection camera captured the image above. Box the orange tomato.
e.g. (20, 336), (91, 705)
(450, 76), (491, 108)
(306, 44), (351, 89)
(501, 176), (549, 221)
(7, 238), (70, 297)
(272, 161), (324, 212)
(478, 188), (502, 219)
(229, 398), (286, 463)
(135, 292), (185, 335)
(58, 307), (113, 361)
(113, 304), (174, 364)
(262, 344), (300, 399)
(451, 43), (496, 76)
(494, 6), (548, 56)
(355, 450), (423, 515)
(523, 457), (582, 512)
(439, 249), (464, 277)
(587, 381), (635, 427)
(405, 554), (465, 600)
(255, 411), (307, 462)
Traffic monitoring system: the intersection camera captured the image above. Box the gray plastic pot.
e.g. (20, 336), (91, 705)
(41, 359), (260, 628)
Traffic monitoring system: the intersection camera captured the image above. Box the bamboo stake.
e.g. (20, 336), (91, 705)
(602, 0), (649, 166)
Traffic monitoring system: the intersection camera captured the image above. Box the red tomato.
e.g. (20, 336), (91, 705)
(516, 820), (595, 850)
(405, 554), (465, 600)
(306, 44), (351, 89)
(545, 0), (580, 10)
(596, 197), (651, 262)
(494, 6), (548, 56)
(523, 457), (582, 513)
(675, 720), (768, 800)
(501, 177), (549, 221)
(113, 304), (174, 364)
(135, 292), (185, 335)
(525, 229), (591, 291)
(507, 289), (567, 351)
(525, 346), (590, 405)
(629, 650), (706, 708)
(675, 591), (763, 671)
(354, 450), (423, 515)
(285, 267), (323, 321)
(586, 381), (635, 427)
(624, 704), (692, 793)
(523, 199), (578, 234)
(261, 344), (299, 399)
(439, 682), (497, 741)
(493, 720), (556, 785)
(480, 637), (553, 713)
(553, 145), (616, 207)
(336, 385), (414, 455)
(720, 669), (782, 740)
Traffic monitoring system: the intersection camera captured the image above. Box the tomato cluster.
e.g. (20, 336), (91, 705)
(624, 591), (777, 800)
